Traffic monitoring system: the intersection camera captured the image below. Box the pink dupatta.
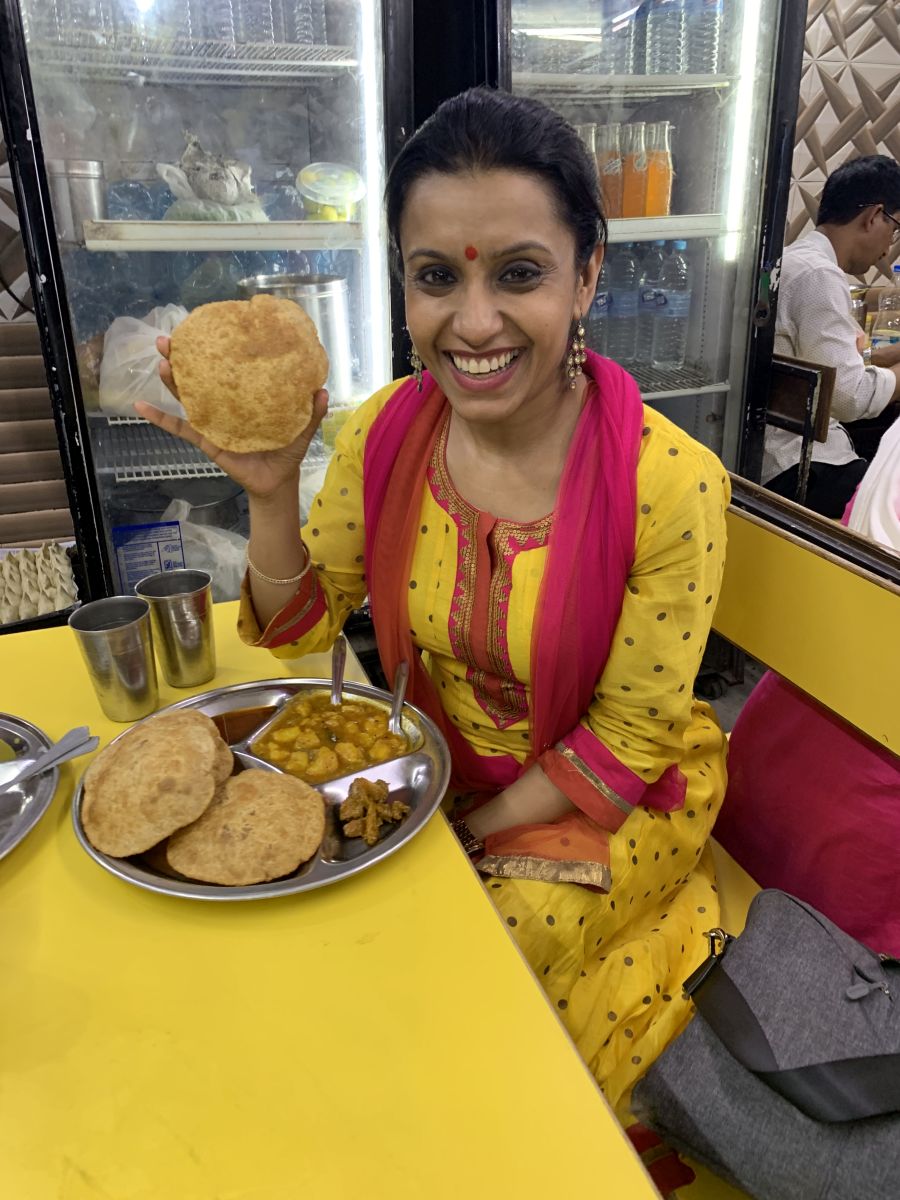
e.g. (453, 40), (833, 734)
(362, 352), (663, 882)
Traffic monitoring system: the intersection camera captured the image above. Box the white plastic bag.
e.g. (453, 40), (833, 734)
(162, 197), (268, 222)
(160, 500), (248, 603)
(99, 304), (188, 418)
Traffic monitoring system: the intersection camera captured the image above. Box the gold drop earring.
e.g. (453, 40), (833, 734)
(566, 317), (586, 389)
(409, 345), (424, 392)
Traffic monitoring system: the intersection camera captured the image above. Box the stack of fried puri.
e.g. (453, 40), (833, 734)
(81, 711), (325, 885)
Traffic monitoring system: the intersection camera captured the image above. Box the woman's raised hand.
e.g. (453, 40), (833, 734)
(133, 335), (328, 501)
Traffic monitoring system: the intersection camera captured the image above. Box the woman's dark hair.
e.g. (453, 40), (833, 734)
(817, 155), (900, 226)
(385, 87), (606, 276)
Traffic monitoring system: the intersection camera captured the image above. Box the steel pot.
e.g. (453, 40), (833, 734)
(238, 272), (352, 404)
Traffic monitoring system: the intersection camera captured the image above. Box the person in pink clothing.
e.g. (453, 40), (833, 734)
(718, 411), (900, 955)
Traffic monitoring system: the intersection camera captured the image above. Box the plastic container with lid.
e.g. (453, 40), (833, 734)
(296, 162), (366, 221)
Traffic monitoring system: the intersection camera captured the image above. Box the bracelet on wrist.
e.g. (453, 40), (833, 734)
(451, 817), (485, 859)
(247, 543), (311, 588)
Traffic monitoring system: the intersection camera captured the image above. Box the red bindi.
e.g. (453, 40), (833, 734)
(464, 245), (478, 260)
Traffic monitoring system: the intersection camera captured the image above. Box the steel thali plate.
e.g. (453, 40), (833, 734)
(0, 713), (60, 863)
(71, 678), (451, 901)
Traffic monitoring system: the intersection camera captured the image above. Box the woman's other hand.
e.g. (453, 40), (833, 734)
(133, 335), (328, 501)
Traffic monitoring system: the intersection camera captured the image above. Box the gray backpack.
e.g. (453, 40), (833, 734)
(631, 890), (900, 1200)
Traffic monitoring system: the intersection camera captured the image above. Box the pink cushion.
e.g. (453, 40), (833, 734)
(717, 671), (900, 956)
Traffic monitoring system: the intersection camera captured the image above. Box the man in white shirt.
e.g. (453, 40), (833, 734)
(765, 155), (900, 517)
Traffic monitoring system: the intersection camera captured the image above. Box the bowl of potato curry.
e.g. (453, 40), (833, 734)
(252, 692), (417, 785)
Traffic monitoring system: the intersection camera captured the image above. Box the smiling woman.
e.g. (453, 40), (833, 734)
(140, 88), (730, 1137)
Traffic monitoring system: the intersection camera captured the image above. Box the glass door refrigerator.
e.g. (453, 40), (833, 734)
(504, 0), (805, 475)
(0, 0), (396, 603)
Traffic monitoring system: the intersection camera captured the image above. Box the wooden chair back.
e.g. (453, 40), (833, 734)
(766, 354), (835, 444)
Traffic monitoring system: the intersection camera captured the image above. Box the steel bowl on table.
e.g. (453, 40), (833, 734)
(0, 714), (60, 863)
(71, 678), (451, 902)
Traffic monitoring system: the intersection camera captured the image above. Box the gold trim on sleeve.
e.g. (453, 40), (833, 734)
(478, 853), (612, 890)
(553, 742), (633, 816)
(270, 581), (322, 638)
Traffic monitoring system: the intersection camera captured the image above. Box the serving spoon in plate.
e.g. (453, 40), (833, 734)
(0, 725), (99, 795)
(388, 662), (409, 736)
(331, 634), (347, 706)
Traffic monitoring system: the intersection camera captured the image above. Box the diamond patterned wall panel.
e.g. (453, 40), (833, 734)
(0, 140), (33, 323)
(788, 0), (900, 282)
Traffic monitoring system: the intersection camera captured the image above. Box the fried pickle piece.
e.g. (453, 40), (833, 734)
(339, 778), (410, 847)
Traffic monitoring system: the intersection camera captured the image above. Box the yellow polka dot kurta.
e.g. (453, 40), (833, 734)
(239, 378), (730, 1119)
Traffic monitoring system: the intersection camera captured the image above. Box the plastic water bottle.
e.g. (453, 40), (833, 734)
(585, 259), (612, 357)
(21, 1), (65, 43)
(645, 0), (687, 75)
(290, 0), (326, 43)
(201, 0), (237, 44)
(871, 264), (900, 352)
(687, 0), (723, 74)
(605, 0), (642, 74)
(64, 0), (115, 41)
(311, 0), (327, 43)
(637, 241), (666, 363)
(236, 0), (287, 42)
(651, 240), (692, 368)
(607, 244), (640, 364)
(636, 2), (650, 73)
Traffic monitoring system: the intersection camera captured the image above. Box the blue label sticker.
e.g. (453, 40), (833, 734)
(111, 521), (186, 593)
(658, 290), (692, 319)
(610, 288), (639, 319)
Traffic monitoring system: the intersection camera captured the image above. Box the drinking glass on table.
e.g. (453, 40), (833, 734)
(69, 597), (158, 722)
(135, 569), (216, 688)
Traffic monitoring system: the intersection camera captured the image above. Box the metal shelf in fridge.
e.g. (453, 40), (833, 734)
(630, 362), (729, 401)
(512, 72), (734, 102)
(93, 418), (224, 484)
(607, 214), (725, 244)
(27, 31), (356, 86)
(83, 219), (365, 253)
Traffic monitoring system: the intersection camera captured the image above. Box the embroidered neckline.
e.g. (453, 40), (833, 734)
(427, 419), (552, 729)
(433, 417), (555, 532)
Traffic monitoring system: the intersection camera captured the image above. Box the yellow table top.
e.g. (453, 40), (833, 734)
(0, 602), (656, 1199)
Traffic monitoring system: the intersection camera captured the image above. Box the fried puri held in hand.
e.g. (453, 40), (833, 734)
(165, 769), (326, 885)
(169, 293), (329, 452)
(82, 714), (221, 857)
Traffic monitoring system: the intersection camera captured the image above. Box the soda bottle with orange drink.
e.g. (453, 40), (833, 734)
(621, 122), (648, 219)
(644, 121), (674, 217)
(596, 123), (623, 219)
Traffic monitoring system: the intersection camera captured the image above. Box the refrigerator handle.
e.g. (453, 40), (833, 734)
(753, 268), (772, 329)
(753, 121), (793, 329)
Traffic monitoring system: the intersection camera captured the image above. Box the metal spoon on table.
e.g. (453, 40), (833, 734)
(0, 725), (99, 795)
(388, 661), (409, 736)
(330, 634), (347, 707)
